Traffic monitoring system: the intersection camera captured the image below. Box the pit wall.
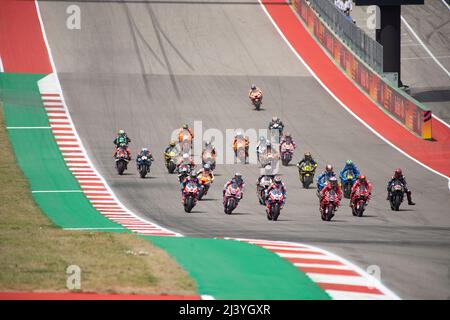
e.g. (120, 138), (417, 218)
(292, 0), (432, 140)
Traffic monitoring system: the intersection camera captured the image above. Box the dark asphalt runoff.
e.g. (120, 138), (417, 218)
(39, 0), (450, 299)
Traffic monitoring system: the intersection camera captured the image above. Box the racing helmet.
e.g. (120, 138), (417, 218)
(329, 176), (338, 186)
(182, 124), (189, 129)
(394, 168), (402, 177)
(304, 152), (312, 159)
(346, 160), (353, 166)
(169, 141), (176, 147)
(141, 148), (148, 153)
(272, 116), (278, 122)
(234, 172), (242, 181)
(325, 164), (333, 172)
(274, 176), (282, 184)
(251, 84), (257, 90)
(118, 129), (125, 135)
(182, 153), (189, 160)
(358, 175), (367, 182)
(203, 163), (211, 171)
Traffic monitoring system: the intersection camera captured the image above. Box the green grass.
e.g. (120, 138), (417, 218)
(0, 104), (197, 295)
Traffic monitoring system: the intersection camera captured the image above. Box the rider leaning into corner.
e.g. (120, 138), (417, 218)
(181, 172), (201, 202)
(319, 176), (342, 213)
(350, 175), (372, 207)
(386, 168), (415, 205)
(223, 173), (245, 203)
(197, 163), (215, 182)
(113, 129), (132, 160)
(265, 175), (287, 209)
(248, 84), (263, 102)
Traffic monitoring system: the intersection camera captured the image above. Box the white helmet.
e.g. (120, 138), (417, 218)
(141, 148), (148, 153)
(182, 153), (189, 160)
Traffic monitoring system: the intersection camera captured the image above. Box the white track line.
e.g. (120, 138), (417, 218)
(258, 0), (450, 185)
(401, 16), (450, 78)
(441, 0), (450, 11)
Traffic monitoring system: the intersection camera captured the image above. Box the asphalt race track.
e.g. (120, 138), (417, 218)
(39, 0), (450, 299)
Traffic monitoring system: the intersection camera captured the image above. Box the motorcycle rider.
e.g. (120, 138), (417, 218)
(319, 176), (342, 213)
(113, 129), (131, 160)
(181, 172), (201, 203)
(280, 132), (296, 149)
(297, 152), (318, 170)
(177, 124), (194, 143)
(197, 163), (215, 182)
(176, 153), (196, 173)
(248, 84), (263, 103)
(136, 148), (154, 169)
(223, 173), (245, 203)
(232, 130), (250, 159)
(164, 140), (180, 165)
(339, 160), (360, 184)
(317, 164), (336, 192)
(256, 136), (267, 162)
(202, 140), (217, 161)
(265, 175), (287, 209)
(268, 116), (285, 137)
(386, 168), (415, 205)
(350, 175), (372, 208)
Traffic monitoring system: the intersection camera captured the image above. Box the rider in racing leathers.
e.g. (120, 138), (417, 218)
(350, 175), (372, 208)
(136, 148), (154, 169)
(248, 84), (263, 103)
(319, 176), (342, 213)
(113, 129), (131, 160)
(339, 160), (360, 185)
(386, 168), (415, 205)
(265, 175), (287, 209)
(223, 173), (245, 204)
(317, 164), (336, 193)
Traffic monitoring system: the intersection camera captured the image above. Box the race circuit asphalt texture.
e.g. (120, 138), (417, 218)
(39, 0), (450, 299)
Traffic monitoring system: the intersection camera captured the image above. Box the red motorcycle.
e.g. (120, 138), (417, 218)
(183, 181), (200, 213)
(351, 186), (370, 217)
(266, 189), (284, 221)
(320, 190), (339, 221)
(114, 144), (129, 175)
(223, 183), (242, 214)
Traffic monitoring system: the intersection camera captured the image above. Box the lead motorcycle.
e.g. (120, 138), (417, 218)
(389, 179), (404, 211)
(250, 91), (262, 110)
(223, 183), (242, 214)
(266, 189), (284, 221)
(183, 181), (200, 213)
(114, 144), (129, 175)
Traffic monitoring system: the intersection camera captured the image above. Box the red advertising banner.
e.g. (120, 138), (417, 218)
(292, 0), (431, 139)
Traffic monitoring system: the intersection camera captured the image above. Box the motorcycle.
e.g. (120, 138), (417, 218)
(389, 180), (404, 211)
(266, 188), (284, 221)
(298, 163), (316, 189)
(257, 176), (273, 205)
(269, 124), (283, 143)
(234, 137), (247, 164)
(280, 142), (294, 166)
(197, 174), (212, 200)
(164, 150), (178, 174)
(321, 189), (338, 221)
(250, 92), (262, 110)
(179, 130), (193, 154)
(223, 183), (242, 214)
(183, 181), (200, 213)
(202, 149), (216, 171)
(351, 186), (369, 217)
(341, 172), (356, 199)
(177, 164), (193, 184)
(137, 155), (152, 178)
(114, 145), (129, 175)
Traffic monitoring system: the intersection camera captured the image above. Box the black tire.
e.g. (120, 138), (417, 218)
(326, 205), (334, 221)
(225, 198), (236, 215)
(168, 161), (176, 174)
(272, 203), (281, 221)
(303, 175), (313, 189)
(356, 200), (365, 217)
(139, 165), (148, 178)
(198, 187), (205, 200)
(394, 194), (401, 211)
(255, 101), (261, 110)
(117, 160), (126, 175)
(184, 197), (195, 213)
(343, 183), (351, 199)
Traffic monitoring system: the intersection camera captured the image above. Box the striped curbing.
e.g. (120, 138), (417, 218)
(228, 238), (400, 300)
(37, 74), (180, 237)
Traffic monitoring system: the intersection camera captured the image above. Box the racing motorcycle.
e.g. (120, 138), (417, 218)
(351, 185), (370, 217)
(341, 172), (356, 198)
(320, 189), (338, 221)
(223, 183), (242, 214)
(183, 180), (200, 213)
(114, 144), (129, 175)
(266, 188), (284, 221)
(298, 162), (316, 189)
(197, 174), (212, 200)
(202, 149), (216, 171)
(137, 155), (152, 178)
(179, 130), (193, 154)
(250, 92), (262, 110)
(389, 179), (404, 211)
(257, 176), (273, 205)
(177, 164), (193, 184)
(164, 150), (178, 174)
(269, 124), (283, 143)
(234, 137), (247, 164)
(280, 142), (294, 166)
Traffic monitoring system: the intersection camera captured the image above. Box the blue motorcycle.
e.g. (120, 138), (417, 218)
(137, 156), (152, 178)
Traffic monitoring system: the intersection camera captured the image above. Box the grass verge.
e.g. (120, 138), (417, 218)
(0, 104), (196, 295)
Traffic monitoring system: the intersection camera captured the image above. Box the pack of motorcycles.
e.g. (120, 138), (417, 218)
(113, 135), (405, 221)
